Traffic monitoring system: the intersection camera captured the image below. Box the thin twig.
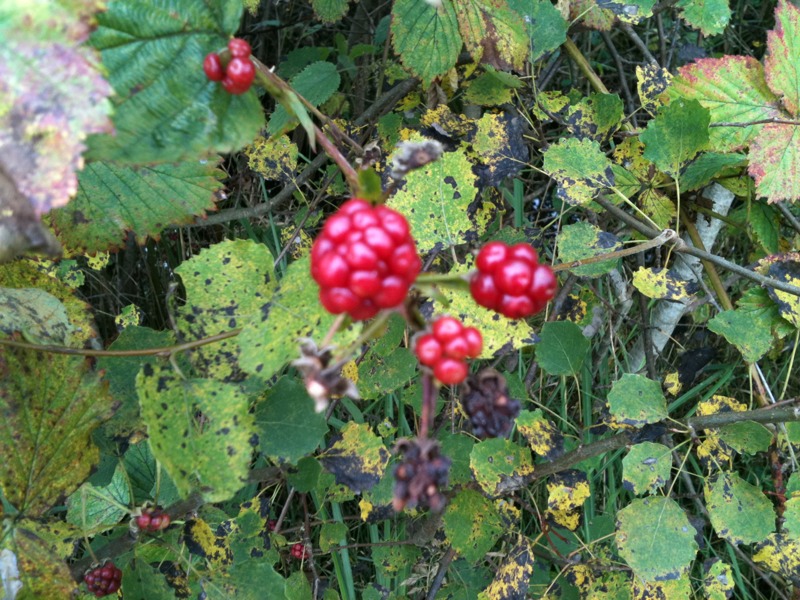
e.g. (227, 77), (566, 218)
(426, 546), (457, 600)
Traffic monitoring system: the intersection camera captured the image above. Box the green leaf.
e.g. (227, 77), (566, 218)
(320, 422), (390, 494)
(237, 256), (358, 381)
(0, 3), (113, 218)
(479, 538), (534, 599)
(542, 137), (614, 205)
(87, 0), (263, 163)
(616, 497), (698, 581)
(287, 457), (323, 493)
(748, 123), (800, 202)
(607, 373), (667, 428)
(443, 489), (504, 563)
(312, 0), (350, 23)
(66, 465), (130, 533)
(507, 0), (567, 61)
(388, 146), (477, 254)
(391, 0), (462, 85)
(747, 201), (781, 253)
(672, 57), (781, 153)
(632, 267), (698, 301)
(516, 409), (565, 460)
(708, 307), (774, 362)
(174, 240), (277, 385)
(557, 221), (623, 278)
(439, 433), (477, 487)
(676, 0), (731, 35)
(783, 497), (800, 540)
(285, 571), (312, 599)
(470, 438), (535, 496)
(122, 562), (176, 600)
(256, 378), (328, 464)
(622, 442), (671, 495)
(535, 321), (589, 376)
(453, 0), (528, 71)
(565, 93), (624, 142)
(319, 522), (348, 553)
(137, 364), (257, 503)
(372, 543), (422, 582)
(98, 326), (174, 438)
(765, 0), (800, 116)
(122, 440), (172, 505)
(640, 99), (710, 178)
(358, 347), (417, 400)
(464, 68), (521, 106)
(0, 351), (111, 515)
(0, 287), (73, 345)
(718, 421), (772, 455)
(268, 62), (341, 135)
(51, 160), (224, 253)
(680, 152), (747, 192)
(705, 471), (774, 545)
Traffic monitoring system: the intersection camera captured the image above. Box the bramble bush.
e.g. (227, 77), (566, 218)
(2, 0), (800, 598)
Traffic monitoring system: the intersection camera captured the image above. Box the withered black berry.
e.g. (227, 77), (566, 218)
(392, 438), (451, 513)
(460, 368), (520, 439)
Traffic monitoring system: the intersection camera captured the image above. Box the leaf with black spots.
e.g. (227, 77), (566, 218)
(320, 423), (390, 494)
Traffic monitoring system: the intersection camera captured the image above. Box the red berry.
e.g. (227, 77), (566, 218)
(291, 543), (309, 560)
(416, 316), (483, 385)
(84, 561), (122, 597)
(134, 506), (170, 532)
(228, 38), (251, 59)
(203, 52), (224, 82)
(434, 358), (468, 385)
(310, 199), (421, 320)
(222, 57), (255, 94)
(471, 242), (556, 319)
(415, 334), (442, 366)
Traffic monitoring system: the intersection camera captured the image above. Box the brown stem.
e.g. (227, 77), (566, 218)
(419, 372), (436, 440)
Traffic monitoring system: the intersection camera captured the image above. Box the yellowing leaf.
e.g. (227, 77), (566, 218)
(632, 267), (698, 301)
(703, 559), (735, 600)
(454, 0), (528, 71)
(543, 138), (614, 205)
(516, 409), (565, 460)
(765, 0), (800, 116)
(183, 518), (233, 566)
(672, 56), (781, 153)
(753, 532), (800, 579)
(320, 422), (390, 494)
(246, 135), (298, 183)
(479, 538), (535, 599)
(607, 374), (667, 428)
(470, 438), (535, 496)
(636, 63), (672, 115)
(704, 471), (774, 545)
(622, 442), (671, 495)
(557, 222), (623, 278)
(443, 489), (505, 562)
(546, 470), (590, 531)
(748, 123), (800, 202)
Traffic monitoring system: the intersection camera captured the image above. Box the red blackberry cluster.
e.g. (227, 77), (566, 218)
(414, 316), (482, 385)
(460, 369), (520, 439)
(392, 438), (451, 513)
(134, 505), (170, 532)
(203, 38), (255, 94)
(290, 543), (309, 560)
(83, 561), (122, 597)
(310, 198), (422, 320)
(470, 242), (557, 319)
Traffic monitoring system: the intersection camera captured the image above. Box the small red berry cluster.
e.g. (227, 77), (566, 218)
(134, 505), (170, 532)
(203, 38), (255, 95)
(310, 198), (422, 321)
(290, 542), (309, 560)
(470, 241), (557, 319)
(83, 562), (122, 597)
(414, 316), (482, 385)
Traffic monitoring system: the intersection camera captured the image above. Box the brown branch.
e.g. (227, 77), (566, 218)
(710, 118), (800, 127)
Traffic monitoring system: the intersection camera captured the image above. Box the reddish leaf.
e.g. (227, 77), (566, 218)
(672, 56), (781, 152)
(748, 123), (800, 202)
(765, 0), (800, 116)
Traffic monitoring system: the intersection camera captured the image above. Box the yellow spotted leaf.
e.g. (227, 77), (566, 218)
(546, 470), (590, 531)
(183, 518), (233, 566)
(753, 532), (800, 580)
(245, 134), (298, 183)
(516, 409), (565, 460)
(479, 538), (535, 599)
(470, 438), (535, 496)
(632, 267), (699, 301)
(319, 422), (390, 494)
